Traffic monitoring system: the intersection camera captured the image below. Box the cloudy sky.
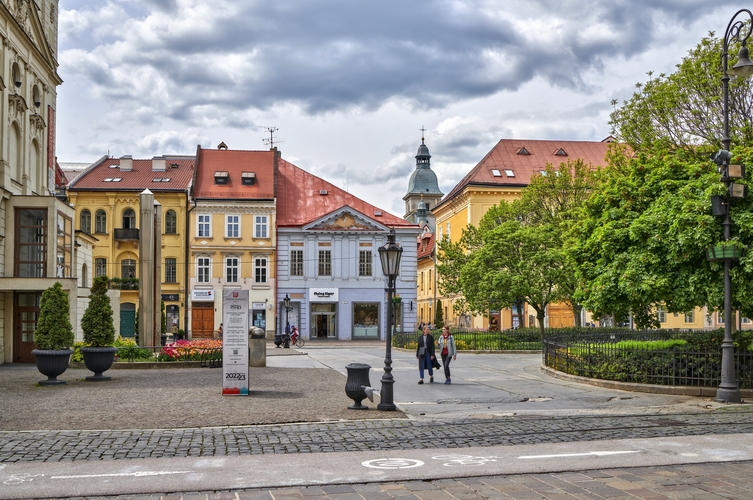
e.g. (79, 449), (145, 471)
(57, 0), (742, 215)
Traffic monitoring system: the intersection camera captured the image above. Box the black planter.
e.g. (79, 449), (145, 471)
(80, 346), (118, 381)
(32, 349), (73, 385)
(345, 363), (371, 409)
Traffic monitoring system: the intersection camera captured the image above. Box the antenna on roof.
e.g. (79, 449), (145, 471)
(419, 125), (427, 144)
(261, 126), (283, 149)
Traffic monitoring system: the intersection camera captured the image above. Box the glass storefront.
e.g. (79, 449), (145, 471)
(353, 302), (379, 339)
(311, 303), (336, 338)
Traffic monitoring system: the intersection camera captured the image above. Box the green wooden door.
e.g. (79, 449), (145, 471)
(120, 303), (136, 338)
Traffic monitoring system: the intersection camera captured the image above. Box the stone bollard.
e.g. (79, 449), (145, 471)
(345, 363), (371, 409)
(248, 327), (267, 367)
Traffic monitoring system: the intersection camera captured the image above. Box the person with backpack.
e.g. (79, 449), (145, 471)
(437, 326), (457, 384)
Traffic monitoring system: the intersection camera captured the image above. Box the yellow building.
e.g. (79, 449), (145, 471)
(187, 146), (277, 339)
(66, 155), (194, 338)
(430, 139), (613, 329)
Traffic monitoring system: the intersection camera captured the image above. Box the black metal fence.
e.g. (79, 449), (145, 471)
(543, 330), (753, 389)
(393, 329), (542, 351)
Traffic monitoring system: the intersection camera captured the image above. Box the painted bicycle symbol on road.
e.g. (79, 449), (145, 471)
(4, 473), (44, 485)
(432, 454), (499, 466)
(362, 458), (425, 469)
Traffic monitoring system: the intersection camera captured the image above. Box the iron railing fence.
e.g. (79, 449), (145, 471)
(543, 331), (753, 389)
(393, 329), (543, 351)
(115, 345), (222, 366)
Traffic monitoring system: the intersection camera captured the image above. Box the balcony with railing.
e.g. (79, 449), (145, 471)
(114, 228), (140, 241)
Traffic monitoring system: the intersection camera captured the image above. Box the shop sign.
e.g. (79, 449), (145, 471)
(162, 293), (179, 302)
(309, 288), (338, 302)
(191, 289), (215, 301)
(222, 289), (249, 396)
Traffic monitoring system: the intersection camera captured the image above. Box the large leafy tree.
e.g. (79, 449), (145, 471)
(609, 32), (753, 151)
(571, 145), (753, 328)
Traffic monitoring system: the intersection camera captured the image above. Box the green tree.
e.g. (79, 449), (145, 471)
(81, 275), (115, 346)
(34, 282), (74, 350)
(434, 299), (444, 330)
(610, 32), (753, 151)
(570, 145), (753, 327)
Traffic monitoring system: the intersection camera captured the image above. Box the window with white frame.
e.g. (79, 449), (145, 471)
(198, 215), (211, 237)
(165, 258), (177, 283)
(657, 307), (666, 323)
(255, 215), (268, 238)
(684, 311), (695, 323)
(446, 222), (451, 240)
(165, 210), (177, 234)
(197, 257), (210, 283)
(359, 250), (372, 277)
(226, 215), (240, 238)
(254, 256), (267, 283)
(95, 258), (107, 277)
(718, 312), (724, 324)
(318, 250), (331, 276)
(291, 250), (303, 276)
(225, 256), (239, 283)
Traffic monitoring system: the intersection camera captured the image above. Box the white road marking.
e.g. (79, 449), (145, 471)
(51, 471), (193, 480)
(362, 458), (424, 469)
(518, 450), (640, 459)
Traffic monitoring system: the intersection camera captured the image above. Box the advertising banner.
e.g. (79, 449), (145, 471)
(222, 289), (249, 395)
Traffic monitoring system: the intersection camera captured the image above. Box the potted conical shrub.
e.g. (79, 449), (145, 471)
(32, 282), (75, 385)
(80, 275), (117, 381)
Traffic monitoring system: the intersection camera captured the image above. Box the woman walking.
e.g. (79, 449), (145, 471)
(416, 325), (436, 384)
(437, 326), (457, 384)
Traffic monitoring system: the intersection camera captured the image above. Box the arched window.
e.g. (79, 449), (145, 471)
(9, 122), (21, 182)
(123, 209), (136, 229)
(81, 263), (88, 289)
(165, 210), (177, 234)
(80, 210), (91, 233)
(95, 210), (107, 233)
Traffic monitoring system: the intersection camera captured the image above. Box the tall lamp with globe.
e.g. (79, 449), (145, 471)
(377, 229), (402, 411)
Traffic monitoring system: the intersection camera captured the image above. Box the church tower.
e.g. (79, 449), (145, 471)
(403, 134), (443, 229)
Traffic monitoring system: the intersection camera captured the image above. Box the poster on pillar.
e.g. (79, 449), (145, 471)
(222, 289), (249, 395)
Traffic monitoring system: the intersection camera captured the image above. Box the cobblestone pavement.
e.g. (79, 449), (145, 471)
(18, 461), (753, 499)
(3, 408), (753, 463)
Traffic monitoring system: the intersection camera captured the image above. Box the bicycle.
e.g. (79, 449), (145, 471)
(294, 336), (305, 348)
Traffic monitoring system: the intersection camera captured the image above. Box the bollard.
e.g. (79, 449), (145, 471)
(345, 363), (371, 409)
(248, 327), (267, 367)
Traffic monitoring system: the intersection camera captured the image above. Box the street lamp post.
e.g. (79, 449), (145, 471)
(283, 294), (291, 348)
(714, 9), (753, 403)
(377, 228), (403, 411)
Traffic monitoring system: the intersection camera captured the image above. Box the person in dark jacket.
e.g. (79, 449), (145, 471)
(416, 325), (436, 384)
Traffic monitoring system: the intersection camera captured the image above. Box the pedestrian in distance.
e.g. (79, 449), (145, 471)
(416, 325), (436, 384)
(437, 325), (457, 384)
(217, 323), (223, 339)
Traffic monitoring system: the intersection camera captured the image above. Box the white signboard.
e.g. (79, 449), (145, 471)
(222, 289), (249, 395)
(309, 288), (338, 302)
(191, 289), (215, 301)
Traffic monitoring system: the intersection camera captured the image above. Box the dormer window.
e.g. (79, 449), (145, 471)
(491, 169), (502, 177)
(517, 147), (530, 155)
(554, 148), (568, 156)
(504, 169), (515, 177)
(241, 172), (256, 185)
(214, 171), (229, 185)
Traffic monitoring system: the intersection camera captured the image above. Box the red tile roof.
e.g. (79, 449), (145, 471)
(277, 158), (415, 228)
(416, 231), (435, 260)
(193, 148), (275, 200)
(68, 156), (194, 191)
(439, 139), (612, 208)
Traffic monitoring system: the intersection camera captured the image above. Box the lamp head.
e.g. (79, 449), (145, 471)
(283, 293), (290, 309)
(731, 44), (753, 78)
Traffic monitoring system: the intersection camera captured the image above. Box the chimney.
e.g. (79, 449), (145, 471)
(152, 156), (166, 171)
(120, 155), (133, 171)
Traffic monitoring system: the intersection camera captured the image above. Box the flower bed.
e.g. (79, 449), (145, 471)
(158, 339), (223, 361)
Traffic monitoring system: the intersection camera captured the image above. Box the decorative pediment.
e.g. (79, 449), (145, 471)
(8, 93), (28, 121)
(304, 206), (388, 232)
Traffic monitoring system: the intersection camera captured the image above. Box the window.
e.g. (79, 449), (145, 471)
(226, 256), (239, 283)
(744, 317), (751, 324)
(318, 250), (331, 276)
(121, 259), (136, 279)
(198, 214), (210, 237)
(446, 222), (451, 240)
(255, 215), (268, 238)
(165, 210), (177, 234)
(504, 169), (515, 177)
(197, 257), (210, 283)
(226, 215), (240, 238)
(15, 209), (47, 278)
(123, 209), (136, 229)
(80, 210), (91, 234)
(684, 311), (695, 323)
(95, 258), (107, 277)
(81, 264), (88, 289)
(254, 256), (267, 283)
(491, 169), (501, 177)
(657, 307), (666, 323)
(56, 213), (72, 278)
(359, 250), (372, 277)
(718, 312), (724, 324)
(95, 209), (107, 233)
(165, 258), (177, 283)
(291, 250), (303, 276)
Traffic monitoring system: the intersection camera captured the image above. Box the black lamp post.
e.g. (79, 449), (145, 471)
(713, 9), (753, 403)
(377, 228), (402, 411)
